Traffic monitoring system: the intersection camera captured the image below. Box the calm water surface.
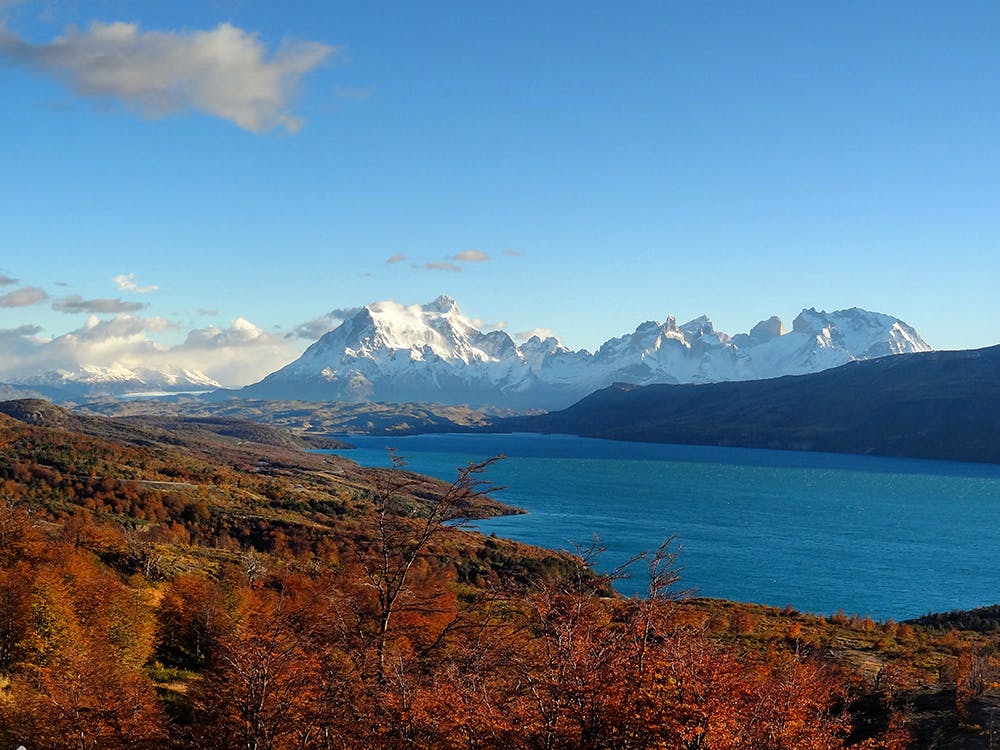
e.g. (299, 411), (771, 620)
(321, 433), (1000, 620)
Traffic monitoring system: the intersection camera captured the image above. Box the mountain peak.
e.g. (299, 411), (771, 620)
(423, 294), (459, 314)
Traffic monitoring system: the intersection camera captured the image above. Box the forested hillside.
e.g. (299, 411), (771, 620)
(0, 400), (997, 748)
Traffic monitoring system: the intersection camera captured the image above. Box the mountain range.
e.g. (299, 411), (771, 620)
(229, 296), (930, 409)
(1, 296), (931, 408)
(8, 365), (220, 400)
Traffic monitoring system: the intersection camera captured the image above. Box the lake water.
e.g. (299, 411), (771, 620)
(321, 433), (1000, 621)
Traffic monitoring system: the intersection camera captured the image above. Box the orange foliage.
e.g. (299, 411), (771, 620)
(0, 422), (925, 749)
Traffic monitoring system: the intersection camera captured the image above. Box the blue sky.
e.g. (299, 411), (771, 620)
(1, 1), (998, 385)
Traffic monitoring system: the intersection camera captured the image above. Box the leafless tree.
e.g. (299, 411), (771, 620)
(360, 450), (504, 682)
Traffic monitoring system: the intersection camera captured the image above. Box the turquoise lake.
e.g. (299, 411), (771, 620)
(321, 433), (1000, 621)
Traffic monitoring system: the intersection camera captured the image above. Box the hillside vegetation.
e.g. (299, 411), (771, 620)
(0, 399), (998, 748)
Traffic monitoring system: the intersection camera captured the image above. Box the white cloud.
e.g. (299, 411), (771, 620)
(451, 249), (490, 263)
(168, 318), (300, 385)
(52, 295), (147, 314)
(385, 253), (408, 264)
(113, 273), (158, 293)
(0, 21), (334, 132)
(0, 286), (47, 307)
(183, 317), (272, 348)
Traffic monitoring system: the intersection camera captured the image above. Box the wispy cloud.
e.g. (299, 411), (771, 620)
(450, 249), (491, 263)
(0, 21), (334, 132)
(0, 286), (48, 307)
(113, 273), (158, 293)
(0, 274), (17, 286)
(515, 327), (557, 342)
(502, 249), (522, 257)
(385, 253), (408, 264)
(416, 261), (462, 273)
(53, 295), (147, 314)
(197, 308), (220, 317)
(471, 318), (507, 332)
(288, 307), (361, 339)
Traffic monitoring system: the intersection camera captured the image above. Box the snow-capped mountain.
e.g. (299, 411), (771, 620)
(19, 365), (221, 399)
(237, 296), (931, 409)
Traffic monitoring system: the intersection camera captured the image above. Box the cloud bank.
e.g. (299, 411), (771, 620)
(0, 21), (334, 132)
(0, 314), (300, 387)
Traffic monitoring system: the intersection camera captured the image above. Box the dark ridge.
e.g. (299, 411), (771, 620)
(485, 345), (1000, 465)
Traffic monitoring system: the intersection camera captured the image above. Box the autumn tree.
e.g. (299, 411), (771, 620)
(190, 575), (363, 750)
(0, 548), (165, 749)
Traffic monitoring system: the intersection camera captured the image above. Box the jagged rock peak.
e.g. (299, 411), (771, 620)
(749, 316), (785, 341)
(680, 315), (715, 337)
